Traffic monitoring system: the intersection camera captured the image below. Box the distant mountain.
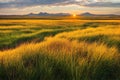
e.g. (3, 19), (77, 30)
(0, 12), (120, 20)
(79, 12), (119, 16)
(27, 12), (71, 16)
(80, 12), (95, 16)
(1, 12), (119, 17)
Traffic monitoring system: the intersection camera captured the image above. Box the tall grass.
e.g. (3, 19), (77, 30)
(0, 20), (120, 80)
(55, 26), (120, 51)
(0, 37), (120, 80)
(0, 20), (120, 50)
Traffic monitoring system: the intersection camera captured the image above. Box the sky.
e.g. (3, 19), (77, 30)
(0, 0), (120, 15)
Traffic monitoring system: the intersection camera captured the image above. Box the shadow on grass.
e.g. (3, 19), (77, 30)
(80, 22), (120, 29)
(78, 34), (120, 52)
(0, 29), (72, 50)
(0, 48), (119, 80)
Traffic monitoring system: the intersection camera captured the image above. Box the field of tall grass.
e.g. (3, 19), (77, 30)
(0, 20), (120, 80)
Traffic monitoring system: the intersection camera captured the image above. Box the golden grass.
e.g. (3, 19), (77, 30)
(0, 20), (120, 80)
(0, 20), (120, 24)
(55, 25), (120, 41)
(0, 30), (14, 33)
(0, 36), (119, 64)
(0, 20), (120, 63)
(0, 20), (120, 27)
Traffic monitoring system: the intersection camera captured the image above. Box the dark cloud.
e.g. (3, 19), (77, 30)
(85, 2), (120, 7)
(0, 0), (76, 8)
(0, 0), (120, 8)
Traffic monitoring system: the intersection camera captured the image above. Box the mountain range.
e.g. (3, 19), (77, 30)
(0, 12), (120, 20)
(27, 12), (71, 16)
(0, 12), (119, 17)
(27, 12), (119, 16)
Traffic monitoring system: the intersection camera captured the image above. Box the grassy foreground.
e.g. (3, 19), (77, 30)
(0, 20), (120, 80)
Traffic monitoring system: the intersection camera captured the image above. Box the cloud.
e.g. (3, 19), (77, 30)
(0, 0), (75, 8)
(85, 2), (120, 7)
(0, 0), (120, 8)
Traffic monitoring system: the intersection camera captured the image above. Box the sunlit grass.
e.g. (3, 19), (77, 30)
(0, 37), (120, 80)
(0, 20), (120, 80)
(55, 25), (120, 51)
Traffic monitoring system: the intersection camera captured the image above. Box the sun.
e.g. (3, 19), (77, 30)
(73, 14), (76, 17)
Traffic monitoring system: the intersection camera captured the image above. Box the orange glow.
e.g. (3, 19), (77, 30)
(73, 14), (76, 17)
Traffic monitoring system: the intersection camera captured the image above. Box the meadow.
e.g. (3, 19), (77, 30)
(0, 19), (120, 80)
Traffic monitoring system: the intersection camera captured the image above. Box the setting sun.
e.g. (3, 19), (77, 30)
(73, 14), (76, 17)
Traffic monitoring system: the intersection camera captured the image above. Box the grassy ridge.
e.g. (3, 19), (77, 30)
(0, 20), (120, 50)
(55, 26), (120, 51)
(0, 38), (120, 80)
(0, 20), (120, 80)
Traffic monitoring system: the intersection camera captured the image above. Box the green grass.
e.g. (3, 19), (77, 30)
(0, 20), (120, 80)
(0, 39), (120, 80)
(0, 20), (119, 50)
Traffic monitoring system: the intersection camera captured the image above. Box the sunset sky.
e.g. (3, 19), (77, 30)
(0, 0), (120, 15)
